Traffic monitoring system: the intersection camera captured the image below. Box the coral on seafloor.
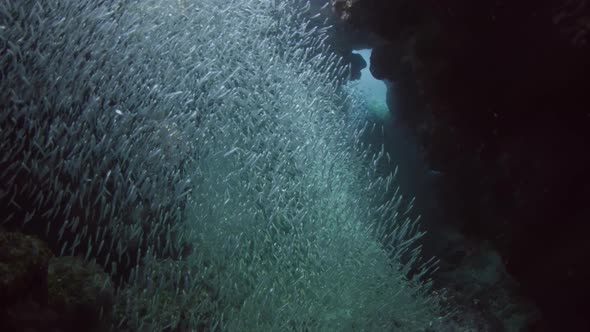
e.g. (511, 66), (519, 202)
(0, 230), (114, 332)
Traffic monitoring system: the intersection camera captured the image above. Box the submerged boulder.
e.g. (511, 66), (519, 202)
(48, 256), (114, 332)
(0, 231), (53, 306)
(0, 230), (114, 331)
(0, 231), (56, 330)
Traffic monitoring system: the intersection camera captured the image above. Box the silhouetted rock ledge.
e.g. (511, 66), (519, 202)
(1, 231), (113, 332)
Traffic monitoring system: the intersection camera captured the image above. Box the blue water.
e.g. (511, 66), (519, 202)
(352, 49), (390, 120)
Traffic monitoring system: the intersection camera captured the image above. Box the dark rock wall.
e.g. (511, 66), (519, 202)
(330, 0), (590, 330)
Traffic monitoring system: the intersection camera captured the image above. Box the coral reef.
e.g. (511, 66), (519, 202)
(1, 231), (113, 331)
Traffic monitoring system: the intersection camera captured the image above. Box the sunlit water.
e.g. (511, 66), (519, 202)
(351, 49), (390, 121)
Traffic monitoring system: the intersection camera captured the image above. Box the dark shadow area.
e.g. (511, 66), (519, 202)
(328, 0), (590, 330)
